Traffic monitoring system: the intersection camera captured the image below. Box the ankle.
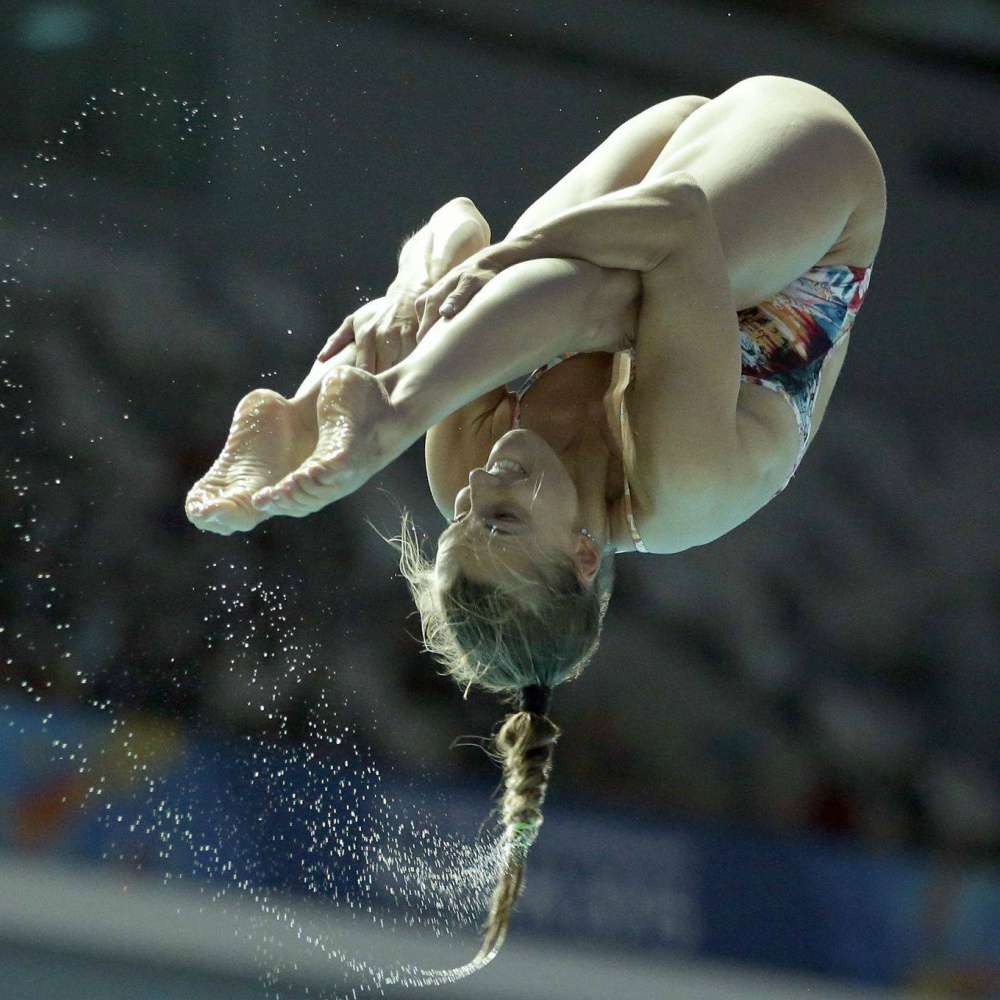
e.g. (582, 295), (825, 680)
(378, 361), (440, 444)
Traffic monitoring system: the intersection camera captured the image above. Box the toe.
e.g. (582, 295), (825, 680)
(252, 481), (305, 515)
(290, 466), (324, 494)
(251, 490), (284, 513)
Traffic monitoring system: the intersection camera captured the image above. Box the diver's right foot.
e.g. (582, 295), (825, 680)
(185, 389), (315, 535)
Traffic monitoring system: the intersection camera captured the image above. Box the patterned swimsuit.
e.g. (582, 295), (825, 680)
(508, 263), (873, 553)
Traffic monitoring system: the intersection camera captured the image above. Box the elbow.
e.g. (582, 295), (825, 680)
(644, 173), (713, 270)
(658, 172), (711, 227)
(624, 172), (711, 273)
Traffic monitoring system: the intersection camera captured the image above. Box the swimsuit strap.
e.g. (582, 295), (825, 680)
(510, 353), (576, 429)
(621, 394), (649, 554)
(619, 350), (649, 554)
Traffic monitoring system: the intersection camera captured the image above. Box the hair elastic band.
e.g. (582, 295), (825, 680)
(519, 684), (551, 716)
(510, 821), (539, 849)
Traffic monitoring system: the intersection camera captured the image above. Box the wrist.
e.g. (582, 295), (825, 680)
(482, 233), (541, 271)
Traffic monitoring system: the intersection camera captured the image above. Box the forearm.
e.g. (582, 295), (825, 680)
(491, 172), (699, 274)
(388, 197), (491, 301)
(380, 257), (625, 436)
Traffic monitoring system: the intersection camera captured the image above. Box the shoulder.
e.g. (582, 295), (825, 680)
(624, 410), (786, 554)
(424, 388), (509, 519)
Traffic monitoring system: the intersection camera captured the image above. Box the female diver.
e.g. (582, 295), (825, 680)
(186, 76), (886, 966)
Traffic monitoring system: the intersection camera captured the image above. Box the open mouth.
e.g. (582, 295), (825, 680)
(486, 459), (527, 477)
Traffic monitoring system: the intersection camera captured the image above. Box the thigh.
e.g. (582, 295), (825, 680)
(642, 76), (886, 307)
(504, 94), (709, 240)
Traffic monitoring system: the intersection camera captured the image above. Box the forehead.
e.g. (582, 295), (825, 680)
(436, 529), (557, 589)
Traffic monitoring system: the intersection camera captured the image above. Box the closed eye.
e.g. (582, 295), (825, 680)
(449, 512), (518, 536)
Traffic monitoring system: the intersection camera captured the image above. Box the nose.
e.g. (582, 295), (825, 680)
(469, 468), (496, 491)
(464, 471), (530, 526)
(468, 470), (523, 512)
(469, 466), (526, 491)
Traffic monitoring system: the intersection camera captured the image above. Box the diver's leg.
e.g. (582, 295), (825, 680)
(184, 390), (315, 534)
(505, 95), (709, 239)
(251, 257), (639, 518)
(184, 342), (358, 534)
(634, 76), (886, 304)
(186, 199), (487, 534)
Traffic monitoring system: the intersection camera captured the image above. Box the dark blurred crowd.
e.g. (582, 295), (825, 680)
(2, 222), (998, 860)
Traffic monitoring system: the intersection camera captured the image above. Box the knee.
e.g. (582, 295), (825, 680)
(657, 93), (711, 114)
(731, 74), (807, 91)
(630, 94), (710, 133)
(727, 75), (838, 107)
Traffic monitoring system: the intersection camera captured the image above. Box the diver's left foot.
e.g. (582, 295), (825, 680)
(251, 367), (403, 518)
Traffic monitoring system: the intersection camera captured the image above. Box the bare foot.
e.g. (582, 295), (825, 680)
(186, 389), (316, 534)
(251, 368), (404, 519)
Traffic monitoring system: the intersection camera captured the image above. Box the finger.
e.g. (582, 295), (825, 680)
(397, 319), (418, 360)
(416, 307), (443, 342)
(442, 272), (485, 317)
(318, 316), (354, 361)
(418, 273), (456, 318)
(355, 331), (376, 373)
(321, 317), (353, 361)
(438, 278), (467, 316)
(439, 291), (468, 318)
(376, 330), (400, 373)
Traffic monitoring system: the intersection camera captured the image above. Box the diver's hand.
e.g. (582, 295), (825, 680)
(413, 242), (526, 340)
(316, 293), (419, 373)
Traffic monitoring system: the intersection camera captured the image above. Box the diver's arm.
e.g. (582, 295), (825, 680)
(481, 172), (699, 274)
(412, 174), (697, 335)
(380, 256), (639, 437)
(380, 180), (699, 445)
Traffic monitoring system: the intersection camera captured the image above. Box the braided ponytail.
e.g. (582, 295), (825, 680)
(475, 699), (560, 963)
(381, 511), (616, 976)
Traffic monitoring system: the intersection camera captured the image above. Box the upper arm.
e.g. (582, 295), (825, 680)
(490, 173), (704, 277)
(424, 390), (505, 520)
(624, 187), (762, 551)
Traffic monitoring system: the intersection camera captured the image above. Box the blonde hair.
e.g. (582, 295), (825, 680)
(385, 511), (614, 964)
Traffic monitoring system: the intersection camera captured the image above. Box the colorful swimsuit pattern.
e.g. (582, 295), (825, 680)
(510, 263), (873, 553)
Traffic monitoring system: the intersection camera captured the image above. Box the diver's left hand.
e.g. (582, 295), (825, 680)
(413, 242), (523, 340)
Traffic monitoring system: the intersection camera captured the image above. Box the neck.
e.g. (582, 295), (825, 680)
(558, 430), (615, 552)
(508, 353), (625, 551)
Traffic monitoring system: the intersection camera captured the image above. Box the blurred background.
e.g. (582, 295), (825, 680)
(1, 0), (998, 997)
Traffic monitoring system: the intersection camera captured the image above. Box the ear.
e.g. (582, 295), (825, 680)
(573, 534), (602, 586)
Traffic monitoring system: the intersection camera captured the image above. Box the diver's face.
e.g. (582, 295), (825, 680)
(435, 429), (589, 588)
